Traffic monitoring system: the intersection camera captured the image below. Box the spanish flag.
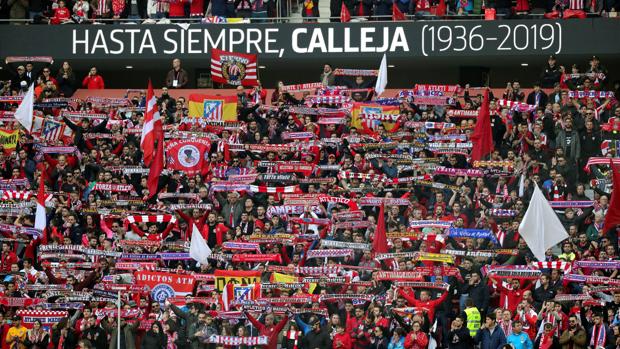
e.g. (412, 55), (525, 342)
(188, 94), (238, 122)
(350, 103), (400, 132)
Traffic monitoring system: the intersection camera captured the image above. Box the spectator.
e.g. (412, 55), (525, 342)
(82, 67), (105, 89)
(56, 61), (77, 97)
(448, 317), (472, 349)
(505, 321), (532, 349)
(9, 65), (30, 92)
(555, 117), (581, 165)
(72, 0), (89, 20)
(372, 0), (391, 16)
(24, 320), (49, 349)
(526, 82), (548, 107)
(165, 58), (189, 89)
(541, 55), (562, 88)
(558, 315), (587, 349)
(50, 0), (72, 24)
(533, 323), (559, 349)
(6, 316), (27, 349)
(320, 64), (336, 86)
(474, 315), (506, 349)
(588, 313), (614, 349)
(7, 0), (27, 23)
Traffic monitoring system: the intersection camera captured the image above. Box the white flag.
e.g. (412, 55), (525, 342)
(14, 84), (34, 132)
(189, 223), (212, 265)
(518, 183), (569, 261)
(374, 54), (388, 97)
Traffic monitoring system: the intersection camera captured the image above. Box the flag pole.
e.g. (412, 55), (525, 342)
(117, 290), (121, 349)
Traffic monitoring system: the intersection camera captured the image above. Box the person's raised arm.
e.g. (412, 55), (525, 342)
(244, 311), (265, 331)
(273, 314), (290, 334)
(398, 288), (418, 305)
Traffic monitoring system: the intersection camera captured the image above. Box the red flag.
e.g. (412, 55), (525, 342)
(147, 129), (164, 199)
(340, 2), (351, 22)
(373, 203), (389, 254)
(221, 282), (234, 311)
(141, 80), (162, 166)
(470, 88), (494, 161)
(603, 161), (620, 233)
(392, 3), (406, 20)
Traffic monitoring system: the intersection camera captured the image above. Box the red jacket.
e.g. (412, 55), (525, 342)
(0, 252), (18, 273)
(404, 331), (428, 349)
(333, 332), (353, 349)
(82, 75), (105, 89)
(51, 7), (70, 24)
(399, 289), (448, 322)
(245, 313), (289, 349)
(495, 281), (533, 313)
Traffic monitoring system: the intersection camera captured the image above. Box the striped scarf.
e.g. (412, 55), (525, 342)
(125, 214), (177, 224)
(499, 320), (512, 337)
(337, 171), (388, 183)
(590, 324), (607, 348)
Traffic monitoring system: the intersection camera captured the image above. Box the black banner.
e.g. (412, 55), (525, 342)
(0, 20), (619, 61)
(260, 173), (297, 183)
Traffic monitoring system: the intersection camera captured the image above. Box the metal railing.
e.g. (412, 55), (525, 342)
(0, 10), (605, 24)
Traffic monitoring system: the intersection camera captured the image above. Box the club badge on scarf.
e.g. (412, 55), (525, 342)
(134, 271), (196, 302)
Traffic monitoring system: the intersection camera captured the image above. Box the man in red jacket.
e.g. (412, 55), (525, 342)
(398, 288), (448, 322)
(82, 67), (105, 89)
(244, 311), (290, 349)
(0, 242), (18, 274)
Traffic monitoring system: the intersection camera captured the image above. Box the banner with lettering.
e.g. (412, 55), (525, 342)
(134, 270), (197, 302)
(165, 138), (211, 176)
(214, 270), (261, 292)
(16, 310), (68, 329)
(351, 103), (400, 132)
(0, 129), (19, 155)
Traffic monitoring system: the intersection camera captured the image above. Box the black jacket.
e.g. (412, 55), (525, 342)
(83, 326), (108, 349)
(62, 116), (109, 152)
(141, 328), (167, 349)
(447, 327), (472, 349)
(301, 328), (332, 349)
(533, 285), (556, 309)
(540, 64), (562, 88)
(468, 281), (490, 312)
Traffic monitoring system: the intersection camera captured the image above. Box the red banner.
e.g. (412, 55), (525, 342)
(210, 48), (258, 87)
(134, 270), (196, 302)
(165, 138), (211, 176)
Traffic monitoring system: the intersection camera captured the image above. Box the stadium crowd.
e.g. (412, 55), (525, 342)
(0, 53), (618, 349)
(1, 0), (618, 24)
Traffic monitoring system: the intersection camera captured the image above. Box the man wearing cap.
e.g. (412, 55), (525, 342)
(540, 55), (562, 88)
(9, 66), (30, 93)
(6, 316), (27, 349)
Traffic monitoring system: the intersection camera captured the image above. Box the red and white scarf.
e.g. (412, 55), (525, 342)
(590, 324), (607, 348)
